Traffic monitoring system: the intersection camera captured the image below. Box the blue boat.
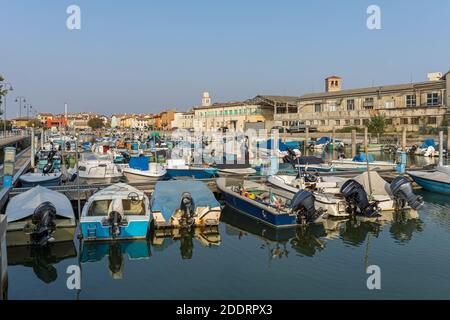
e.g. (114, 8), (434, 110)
(408, 166), (450, 195)
(80, 183), (151, 241)
(216, 177), (324, 228)
(166, 159), (218, 179)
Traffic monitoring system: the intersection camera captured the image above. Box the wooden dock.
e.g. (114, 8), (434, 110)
(0, 214), (7, 300)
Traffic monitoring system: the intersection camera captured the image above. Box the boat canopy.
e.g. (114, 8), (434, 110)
(297, 156), (324, 165)
(258, 139), (289, 151)
(151, 181), (220, 220)
(315, 137), (331, 145)
(5, 185), (75, 223)
(352, 153), (374, 163)
(353, 171), (391, 196)
(129, 156), (149, 171)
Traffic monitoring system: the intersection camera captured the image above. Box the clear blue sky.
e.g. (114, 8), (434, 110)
(1, 0), (449, 117)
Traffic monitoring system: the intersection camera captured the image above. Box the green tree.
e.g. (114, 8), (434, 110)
(88, 118), (105, 129)
(366, 115), (386, 135)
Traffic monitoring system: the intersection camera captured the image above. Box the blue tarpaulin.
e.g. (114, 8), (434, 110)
(129, 156), (149, 171)
(151, 181), (220, 220)
(421, 139), (436, 148)
(353, 153), (374, 162)
(315, 137), (331, 145)
(258, 139), (290, 151)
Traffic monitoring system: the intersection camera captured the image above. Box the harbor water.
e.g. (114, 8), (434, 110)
(4, 152), (450, 300)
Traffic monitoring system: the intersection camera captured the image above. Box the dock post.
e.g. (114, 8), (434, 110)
(439, 131), (444, 167)
(402, 127), (407, 152)
(351, 129), (357, 158)
(330, 127), (335, 161)
(0, 215), (7, 300)
(447, 126), (450, 155)
(30, 127), (35, 170)
(304, 127), (309, 156)
(364, 127), (373, 195)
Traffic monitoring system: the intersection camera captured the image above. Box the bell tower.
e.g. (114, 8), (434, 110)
(325, 76), (342, 92)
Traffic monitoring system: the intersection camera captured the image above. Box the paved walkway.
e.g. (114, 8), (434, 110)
(0, 135), (30, 148)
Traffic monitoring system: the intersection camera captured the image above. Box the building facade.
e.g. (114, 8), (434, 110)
(257, 71), (449, 132)
(171, 111), (194, 130)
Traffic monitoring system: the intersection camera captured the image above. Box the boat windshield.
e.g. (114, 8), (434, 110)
(88, 200), (111, 216)
(87, 199), (145, 216)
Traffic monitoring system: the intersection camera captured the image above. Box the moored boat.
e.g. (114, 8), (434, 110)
(408, 166), (450, 195)
(80, 183), (151, 241)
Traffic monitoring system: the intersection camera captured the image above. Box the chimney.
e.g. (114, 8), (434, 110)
(325, 76), (342, 92)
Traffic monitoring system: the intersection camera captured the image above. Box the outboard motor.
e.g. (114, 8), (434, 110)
(179, 192), (195, 228)
(105, 211), (124, 238)
(390, 176), (424, 210)
(42, 161), (54, 174)
(291, 190), (322, 224)
(30, 202), (57, 246)
(340, 180), (380, 217)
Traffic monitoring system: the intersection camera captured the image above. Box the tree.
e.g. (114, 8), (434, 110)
(366, 115), (386, 136)
(88, 118), (105, 129)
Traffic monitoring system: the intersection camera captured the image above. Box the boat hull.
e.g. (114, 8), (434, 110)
(80, 219), (150, 241)
(19, 175), (62, 188)
(166, 168), (217, 179)
(408, 174), (450, 195)
(123, 170), (166, 183)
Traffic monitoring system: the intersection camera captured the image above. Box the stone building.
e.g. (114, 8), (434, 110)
(255, 71), (449, 132)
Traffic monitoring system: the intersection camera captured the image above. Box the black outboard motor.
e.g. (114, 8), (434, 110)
(180, 192), (195, 228)
(42, 161), (54, 174)
(30, 202), (57, 246)
(291, 190), (321, 224)
(340, 180), (380, 217)
(105, 211), (124, 238)
(390, 176), (424, 210)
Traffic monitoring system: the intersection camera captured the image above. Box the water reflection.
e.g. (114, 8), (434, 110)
(7, 241), (76, 284)
(222, 206), (424, 258)
(152, 227), (221, 260)
(81, 240), (152, 279)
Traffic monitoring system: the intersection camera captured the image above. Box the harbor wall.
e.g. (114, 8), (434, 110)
(0, 215), (7, 300)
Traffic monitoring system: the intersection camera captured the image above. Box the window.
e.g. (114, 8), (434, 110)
(347, 99), (355, 111)
(428, 117), (437, 125)
(122, 200), (145, 216)
(276, 107), (287, 114)
(329, 104), (337, 112)
(320, 120), (326, 126)
(314, 103), (322, 113)
(384, 100), (395, 109)
(363, 119), (370, 125)
(363, 97), (374, 109)
(385, 118), (393, 125)
(88, 200), (112, 216)
(288, 106), (298, 113)
(411, 117), (420, 125)
(406, 95), (416, 107)
(335, 120), (340, 126)
(345, 119), (351, 125)
(427, 93), (439, 106)
(354, 119), (361, 126)
(401, 118), (409, 125)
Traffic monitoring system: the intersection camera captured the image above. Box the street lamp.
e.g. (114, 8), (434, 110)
(0, 81), (14, 134)
(15, 96), (26, 118)
(23, 103), (33, 119)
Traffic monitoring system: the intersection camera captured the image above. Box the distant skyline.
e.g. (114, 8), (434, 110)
(1, 0), (449, 117)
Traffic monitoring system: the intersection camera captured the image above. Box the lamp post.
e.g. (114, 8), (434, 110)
(15, 96), (26, 118)
(24, 103), (33, 120)
(0, 81), (14, 135)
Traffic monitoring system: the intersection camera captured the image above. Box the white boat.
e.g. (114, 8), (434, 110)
(77, 153), (123, 184)
(151, 180), (222, 228)
(19, 172), (62, 188)
(80, 183), (151, 241)
(4, 186), (76, 246)
(268, 171), (424, 218)
(331, 157), (396, 170)
(122, 163), (167, 183)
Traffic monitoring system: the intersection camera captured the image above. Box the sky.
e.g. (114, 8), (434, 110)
(0, 0), (449, 117)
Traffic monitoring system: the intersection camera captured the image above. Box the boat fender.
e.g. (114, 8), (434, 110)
(30, 201), (57, 246)
(390, 176), (424, 210)
(340, 180), (380, 217)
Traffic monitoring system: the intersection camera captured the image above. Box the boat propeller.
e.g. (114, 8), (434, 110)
(390, 176), (424, 211)
(340, 180), (380, 217)
(29, 201), (57, 246)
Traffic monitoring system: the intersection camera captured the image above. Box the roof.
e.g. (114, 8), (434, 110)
(325, 75), (342, 79)
(194, 101), (255, 111)
(38, 113), (53, 116)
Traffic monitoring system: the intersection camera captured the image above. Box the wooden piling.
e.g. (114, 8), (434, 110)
(447, 126), (450, 153)
(304, 127), (309, 156)
(351, 129), (357, 158)
(0, 215), (7, 300)
(331, 127), (336, 161)
(402, 127), (407, 152)
(439, 131), (444, 167)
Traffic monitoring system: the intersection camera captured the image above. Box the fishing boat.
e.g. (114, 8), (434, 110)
(122, 156), (166, 183)
(282, 154), (334, 173)
(4, 186), (76, 247)
(214, 163), (257, 176)
(311, 137), (344, 150)
(80, 183), (151, 241)
(151, 180), (221, 228)
(408, 166), (450, 195)
(331, 153), (396, 170)
(77, 152), (123, 184)
(268, 171), (424, 217)
(216, 177), (325, 228)
(165, 159), (218, 179)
